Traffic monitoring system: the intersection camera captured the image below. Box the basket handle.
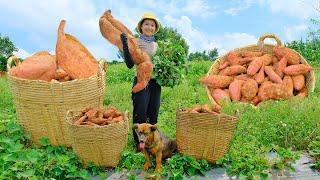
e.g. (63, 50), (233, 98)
(257, 33), (283, 50)
(7, 56), (21, 72)
(99, 60), (107, 72)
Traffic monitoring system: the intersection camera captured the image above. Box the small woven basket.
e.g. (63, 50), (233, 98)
(66, 110), (129, 167)
(176, 110), (238, 163)
(7, 56), (106, 147)
(206, 33), (316, 105)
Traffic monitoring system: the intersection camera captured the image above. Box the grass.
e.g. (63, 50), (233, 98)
(1, 60), (320, 179)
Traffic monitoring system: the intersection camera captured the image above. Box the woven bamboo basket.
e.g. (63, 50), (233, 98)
(66, 110), (129, 167)
(176, 110), (238, 163)
(7, 56), (106, 147)
(206, 33), (316, 105)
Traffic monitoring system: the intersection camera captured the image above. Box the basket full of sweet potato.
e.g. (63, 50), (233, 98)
(6, 20), (106, 147)
(66, 107), (129, 167)
(200, 33), (316, 106)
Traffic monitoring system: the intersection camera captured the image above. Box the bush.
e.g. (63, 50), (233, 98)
(0, 55), (7, 72)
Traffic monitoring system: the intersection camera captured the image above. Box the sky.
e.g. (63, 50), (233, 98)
(0, 0), (319, 61)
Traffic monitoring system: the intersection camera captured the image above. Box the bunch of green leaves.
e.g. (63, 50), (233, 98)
(116, 150), (145, 172)
(161, 154), (212, 179)
(152, 40), (188, 87)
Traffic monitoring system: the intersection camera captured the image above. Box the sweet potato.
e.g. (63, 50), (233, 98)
(241, 79), (258, 101)
(273, 46), (300, 65)
(253, 63), (265, 84)
(265, 66), (283, 84)
(283, 64), (311, 76)
(275, 57), (287, 78)
(296, 87), (308, 97)
(219, 61), (230, 70)
(227, 51), (240, 65)
(211, 89), (231, 104)
(282, 75), (293, 97)
(242, 51), (263, 58)
(219, 65), (246, 76)
(229, 80), (244, 102)
(199, 75), (233, 88)
(235, 74), (251, 81)
(261, 54), (273, 66)
(258, 83), (290, 101)
(10, 51), (57, 81)
(247, 58), (263, 76)
(292, 75), (305, 91)
(56, 20), (98, 79)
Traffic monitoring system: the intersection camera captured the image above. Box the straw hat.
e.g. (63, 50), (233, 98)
(137, 12), (160, 34)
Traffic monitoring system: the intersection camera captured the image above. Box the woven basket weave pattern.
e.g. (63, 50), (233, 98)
(66, 110), (129, 167)
(176, 111), (238, 163)
(7, 57), (106, 147)
(206, 34), (316, 105)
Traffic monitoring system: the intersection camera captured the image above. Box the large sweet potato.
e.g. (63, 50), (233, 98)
(241, 79), (258, 101)
(273, 46), (300, 65)
(56, 20), (98, 79)
(219, 65), (246, 76)
(229, 80), (244, 102)
(199, 75), (233, 89)
(283, 64), (312, 76)
(292, 75), (305, 91)
(247, 58), (263, 76)
(265, 66), (282, 84)
(211, 88), (231, 104)
(10, 51), (57, 81)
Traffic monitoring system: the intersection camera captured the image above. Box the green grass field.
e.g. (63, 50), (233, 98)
(1, 60), (320, 179)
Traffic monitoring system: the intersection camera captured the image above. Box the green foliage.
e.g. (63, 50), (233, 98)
(155, 26), (189, 55)
(0, 55), (7, 72)
(0, 34), (18, 58)
(152, 39), (188, 87)
(116, 151), (212, 179)
(161, 154), (212, 179)
(0, 34), (18, 72)
(286, 38), (320, 66)
(188, 48), (218, 61)
(217, 95), (320, 179)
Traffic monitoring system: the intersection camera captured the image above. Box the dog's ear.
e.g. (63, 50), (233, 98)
(133, 123), (139, 130)
(150, 125), (157, 132)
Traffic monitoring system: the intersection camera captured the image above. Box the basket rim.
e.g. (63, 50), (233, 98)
(177, 109), (239, 120)
(66, 109), (129, 129)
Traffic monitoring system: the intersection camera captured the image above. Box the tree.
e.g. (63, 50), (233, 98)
(154, 26), (189, 55)
(0, 34), (18, 58)
(188, 48), (218, 61)
(0, 34), (18, 71)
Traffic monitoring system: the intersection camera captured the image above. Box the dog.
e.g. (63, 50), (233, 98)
(133, 123), (177, 173)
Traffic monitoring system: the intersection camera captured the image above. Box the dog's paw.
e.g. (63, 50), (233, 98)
(143, 162), (151, 170)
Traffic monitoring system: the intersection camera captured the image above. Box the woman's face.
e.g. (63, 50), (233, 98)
(141, 19), (156, 37)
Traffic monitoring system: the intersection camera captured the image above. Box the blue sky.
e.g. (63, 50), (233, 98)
(0, 0), (319, 61)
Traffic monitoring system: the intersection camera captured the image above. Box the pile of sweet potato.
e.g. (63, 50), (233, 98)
(10, 20), (98, 82)
(200, 46), (312, 106)
(74, 107), (124, 126)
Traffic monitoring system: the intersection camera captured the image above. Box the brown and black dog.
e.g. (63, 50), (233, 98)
(133, 123), (177, 173)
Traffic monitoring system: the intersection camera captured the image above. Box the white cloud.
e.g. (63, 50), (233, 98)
(163, 15), (260, 56)
(213, 33), (258, 56)
(182, 0), (215, 18)
(284, 24), (308, 41)
(262, 0), (317, 20)
(224, 0), (256, 16)
(14, 48), (31, 59)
